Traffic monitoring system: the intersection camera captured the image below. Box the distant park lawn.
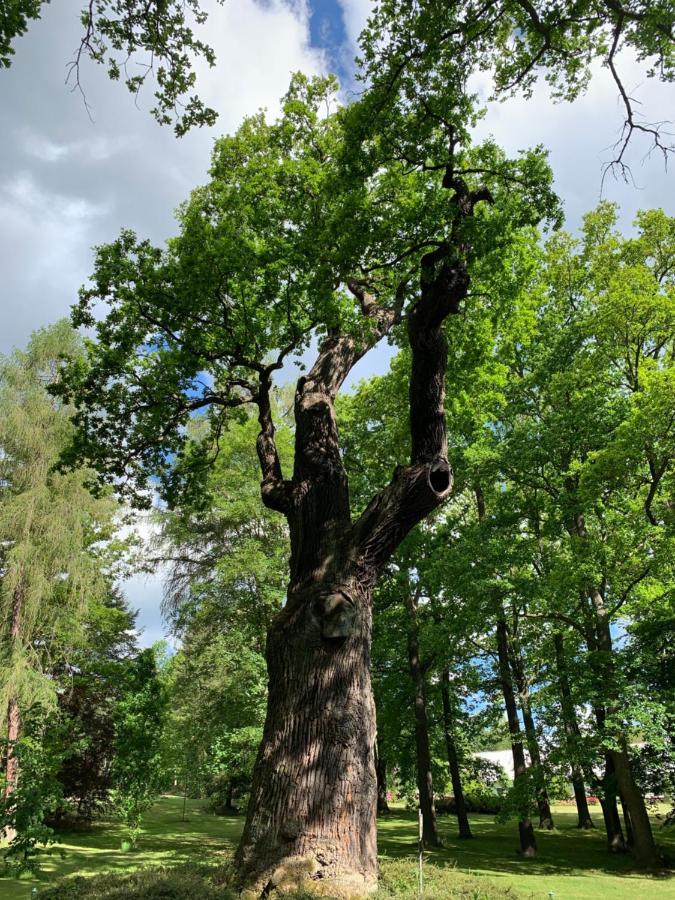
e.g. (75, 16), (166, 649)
(1, 796), (673, 899)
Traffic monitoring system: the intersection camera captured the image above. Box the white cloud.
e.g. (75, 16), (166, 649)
(197, 0), (327, 127)
(338, 0), (372, 52)
(472, 54), (674, 228)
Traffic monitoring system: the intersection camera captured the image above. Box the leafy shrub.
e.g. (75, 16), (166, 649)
(436, 784), (504, 815)
(378, 858), (518, 898)
(436, 758), (510, 816)
(110, 649), (167, 847)
(0, 709), (67, 873)
(39, 865), (234, 899)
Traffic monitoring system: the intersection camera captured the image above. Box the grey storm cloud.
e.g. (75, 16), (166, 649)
(0, 0), (325, 356)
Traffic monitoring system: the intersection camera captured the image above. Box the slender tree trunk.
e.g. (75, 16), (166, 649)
(620, 794), (634, 847)
(224, 779), (236, 813)
(589, 591), (659, 867)
(496, 618), (536, 857)
(598, 753), (626, 852)
(592, 703), (626, 853)
(571, 780), (594, 829)
(582, 615), (626, 852)
(375, 739), (389, 815)
(552, 633), (594, 829)
(440, 669), (472, 839)
(5, 697), (20, 797)
(568, 498), (659, 866)
(3, 585), (24, 843)
(509, 637), (554, 830)
(405, 590), (442, 849)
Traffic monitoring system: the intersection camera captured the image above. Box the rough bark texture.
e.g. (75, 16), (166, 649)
(440, 669), (472, 839)
(405, 589), (442, 849)
(620, 795), (635, 847)
(610, 743), (657, 865)
(496, 618), (536, 857)
(553, 633), (594, 829)
(509, 637), (554, 830)
(235, 578), (378, 897)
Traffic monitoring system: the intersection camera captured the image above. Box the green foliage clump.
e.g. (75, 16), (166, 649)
(110, 648), (168, 848)
(39, 864), (234, 900)
(0, 708), (66, 873)
(378, 858), (517, 899)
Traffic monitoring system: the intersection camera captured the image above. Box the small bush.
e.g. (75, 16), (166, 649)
(39, 864), (234, 899)
(436, 786), (504, 816)
(378, 858), (518, 898)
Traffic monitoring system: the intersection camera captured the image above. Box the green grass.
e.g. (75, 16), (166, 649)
(0, 797), (673, 899)
(379, 804), (675, 899)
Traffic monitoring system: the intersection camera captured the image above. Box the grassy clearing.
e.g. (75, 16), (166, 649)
(0, 797), (673, 899)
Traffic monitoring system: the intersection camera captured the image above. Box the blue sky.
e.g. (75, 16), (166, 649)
(0, 0), (673, 646)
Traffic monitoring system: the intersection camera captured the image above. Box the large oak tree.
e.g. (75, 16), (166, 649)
(57, 64), (556, 891)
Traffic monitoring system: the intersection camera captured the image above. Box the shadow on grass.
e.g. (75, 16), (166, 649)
(1, 797), (673, 900)
(378, 805), (675, 888)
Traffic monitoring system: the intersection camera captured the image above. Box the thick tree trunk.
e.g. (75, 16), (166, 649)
(237, 162), (482, 895)
(440, 669), (472, 839)
(552, 633), (594, 829)
(509, 638), (554, 830)
(375, 739), (390, 815)
(611, 746), (658, 866)
(235, 579), (378, 896)
(496, 618), (536, 857)
(405, 590), (442, 849)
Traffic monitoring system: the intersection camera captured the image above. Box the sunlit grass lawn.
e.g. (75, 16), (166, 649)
(1, 797), (673, 899)
(380, 803), (675, 899)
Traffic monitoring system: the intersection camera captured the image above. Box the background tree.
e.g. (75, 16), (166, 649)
(54, 587), (138, 824)
(110, 646), (167, 849)
(0, 322), (122, 847)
